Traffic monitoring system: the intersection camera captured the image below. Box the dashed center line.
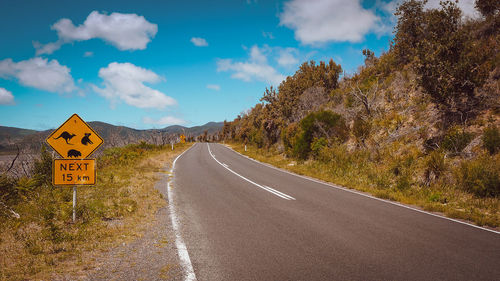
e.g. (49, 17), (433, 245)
(207, 143), (295, 201)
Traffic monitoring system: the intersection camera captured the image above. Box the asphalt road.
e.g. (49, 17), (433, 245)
(171, 143), (500, 281)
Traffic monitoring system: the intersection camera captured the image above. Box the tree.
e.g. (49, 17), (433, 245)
(362, 49), (376, 67)
(393, 0), (491, 117)
(393, 0), (427, 65)
(475, 0), (499, 17)
(348, 77), (379, 116)
(413, 1), (489, 116)
(276, 60), (342, 123)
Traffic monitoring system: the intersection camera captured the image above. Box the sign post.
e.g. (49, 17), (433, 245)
(73, 186), (77, 222)
(46, 114), (103, 222)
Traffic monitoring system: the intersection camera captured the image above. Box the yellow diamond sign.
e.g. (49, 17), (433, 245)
(46, 114), (103, 159)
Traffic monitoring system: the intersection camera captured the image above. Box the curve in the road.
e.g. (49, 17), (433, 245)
(169, 142), (500, 281)
(208, 144), (295, 200)
(226, 144), (500, 235)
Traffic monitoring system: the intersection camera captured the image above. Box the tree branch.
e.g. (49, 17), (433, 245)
(4, 145), (20, 174)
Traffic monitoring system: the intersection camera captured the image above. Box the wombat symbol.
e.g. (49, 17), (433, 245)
(54, 131), (76, 145)
(81, 133), (93, 145)
(67, 149), (82, 158)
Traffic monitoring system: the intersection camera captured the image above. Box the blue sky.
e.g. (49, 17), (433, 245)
(0, 0), (478, 130)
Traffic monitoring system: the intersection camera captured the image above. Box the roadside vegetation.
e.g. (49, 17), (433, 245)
(220, 0), (499, 227)
(0, 142), (190, 280)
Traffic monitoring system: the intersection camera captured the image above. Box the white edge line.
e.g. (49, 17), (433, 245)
(167, 143), (197, 281)
(207, 144), (295, 201)
(221, 143), (500, 235)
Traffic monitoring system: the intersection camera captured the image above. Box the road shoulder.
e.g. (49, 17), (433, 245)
(84, 172), (184, 281)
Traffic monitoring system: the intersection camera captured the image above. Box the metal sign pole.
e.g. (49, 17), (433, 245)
(73, 186), (77, 222)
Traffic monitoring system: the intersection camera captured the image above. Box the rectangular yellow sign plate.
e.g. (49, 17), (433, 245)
(53, 159), (96, 186)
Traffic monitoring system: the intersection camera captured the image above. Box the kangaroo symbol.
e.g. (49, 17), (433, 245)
(53, 131), (76, 145)
(67, 149), (82, 158)
(81, 133), (93, 145)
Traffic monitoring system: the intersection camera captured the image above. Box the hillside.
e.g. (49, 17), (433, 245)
(0, 126), (38, 139)
(0, 121), (223, 154)
(221, 0), (500, 226)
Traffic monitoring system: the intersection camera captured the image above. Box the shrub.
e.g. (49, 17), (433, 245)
(482, 125), (500, 155)
(455, 156), (500, 197)
(396, 174), (412, 190)
(0, 174), (16, 208)
(352, 116), (371, 145)
(424, 150), (446, 180)
(293, 110), (348, 159)
(281, 123), (299, 157)
(136, 141), (156, 150)
(390, 153), (416, 190)
(310, 137), (327, 159)
(441, 127), (473, 154)
(249, 128), (264, 148)
(32, 145), (53, 186)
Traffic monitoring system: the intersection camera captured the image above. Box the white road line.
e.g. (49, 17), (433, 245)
(222, 144), (500, 235)
(262, 185), (295, 200)
(207, 143), (295, 201)
(167, 144), (197, 281)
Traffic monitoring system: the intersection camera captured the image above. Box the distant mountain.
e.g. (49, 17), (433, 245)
(160, 122), (224, 136)
(0, 126), (38, 140)
(0, 121), (223, 154)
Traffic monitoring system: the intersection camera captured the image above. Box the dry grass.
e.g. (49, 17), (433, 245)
(228, 142), (499, 228)
(0, 142), (191, 280)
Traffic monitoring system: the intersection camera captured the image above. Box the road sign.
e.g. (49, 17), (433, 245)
(180, 134), (186, 143)
(53, 159), (96, 185)
(46, 114), (103, 159)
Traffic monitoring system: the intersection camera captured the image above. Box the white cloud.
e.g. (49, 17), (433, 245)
(190, 37), (208, 47)
(0, 88), (14, 105)
(262, 31), (275, 39)
(32, 41), (63, 56)
(84, 51), (94, 57)
(217, 45), (285, 86)
(143, 116), (186, 126)
(93, 62), (176, 109)
(35, 11), (157, 55)
(0, 57), (76, 93)
(277, 47), (299, 67)
(206, 84), (221, 91)
(280, 0), (381, 44)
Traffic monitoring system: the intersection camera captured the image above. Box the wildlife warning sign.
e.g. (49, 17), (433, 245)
(46, 114), (103, 159)
(53, 159), (96, 185)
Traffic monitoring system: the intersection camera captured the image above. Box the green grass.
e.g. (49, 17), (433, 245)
(0, 142), (191, 280)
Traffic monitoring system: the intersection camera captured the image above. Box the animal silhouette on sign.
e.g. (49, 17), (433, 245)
(54, 131), (76, 145)
(81, 133), (93, 145)
(67, 149), (82, 158)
